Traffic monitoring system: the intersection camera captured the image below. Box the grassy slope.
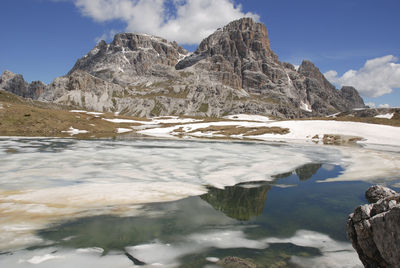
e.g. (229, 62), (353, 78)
(0, 90), (146, 138)
(1, 89), (399, 138)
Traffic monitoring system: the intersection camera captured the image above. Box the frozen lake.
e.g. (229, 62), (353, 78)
(1, 137), (400, 267)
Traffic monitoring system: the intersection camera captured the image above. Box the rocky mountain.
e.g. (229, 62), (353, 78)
(0, 18), (365, 118)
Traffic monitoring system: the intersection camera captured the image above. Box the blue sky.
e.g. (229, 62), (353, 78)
(1, 0), (400, 107)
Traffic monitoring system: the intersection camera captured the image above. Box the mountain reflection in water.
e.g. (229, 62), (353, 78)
(201, 183), (270, 221)
(38, 163), (325, 253)
(201, 163), (322, 221)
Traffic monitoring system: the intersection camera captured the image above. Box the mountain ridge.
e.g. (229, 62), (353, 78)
(0, 18), (365, 118)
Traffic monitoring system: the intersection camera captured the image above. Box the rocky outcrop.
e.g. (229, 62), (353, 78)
(365, 185), (397, 203)
(347, 185), (400, 267)
(0, 70), (46, 100)
(217, 256), (257, 268)
(335, 107), (400, 119)
(340, 86), (365, 109)
(297, 61), (365, 113)
(0, 70), (27, 96)
(39, 70), (123, 112)
(1, 18), (366, 118)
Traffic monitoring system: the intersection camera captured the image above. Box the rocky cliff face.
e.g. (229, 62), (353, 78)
(176, 17), (278, 89)
(297, 61), (366, 113)
(347, 185), (400, 267)
(1, 18), (365, 118)
(176, 18), (310, 117)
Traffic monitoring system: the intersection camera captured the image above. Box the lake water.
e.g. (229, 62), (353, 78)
(0, 137), (400, 267)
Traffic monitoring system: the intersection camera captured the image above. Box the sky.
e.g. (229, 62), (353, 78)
(1, 0), (400, 107)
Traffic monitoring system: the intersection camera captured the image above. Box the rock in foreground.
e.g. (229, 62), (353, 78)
(365, 185), (397, 204)
(347, 185), (400, 267)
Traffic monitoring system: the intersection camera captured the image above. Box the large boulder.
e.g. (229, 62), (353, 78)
(347, 185), (400, 267)
(365, 185), (397, 204)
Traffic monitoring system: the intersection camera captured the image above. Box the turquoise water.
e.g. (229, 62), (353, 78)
(0, 137), (399, 267)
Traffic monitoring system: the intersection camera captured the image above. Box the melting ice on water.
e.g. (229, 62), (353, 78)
(0, 137), (399, 267)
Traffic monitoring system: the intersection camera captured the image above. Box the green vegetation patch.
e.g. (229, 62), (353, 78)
(150, 101), (164, 117)
(199, 103), (209, 113)
(179, 71), (193, 78)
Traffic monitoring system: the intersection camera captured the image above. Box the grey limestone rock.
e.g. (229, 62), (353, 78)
(298, 60), (365, 113)
(365, 185), (397, 204)
(0, 70), (47, 100)
(347, 185), (400, 267)
(340, 86), (365, 109)
(0, 70), (28, 97)
(39, 70), (124, 112)
(69, 33), (188, 85)
(175, 18), (365, 117)
(335, 107), (400, 119)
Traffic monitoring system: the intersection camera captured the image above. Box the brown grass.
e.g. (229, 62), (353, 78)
(188, 125), (289, 136)
(301, 116), (400, 127)
(243, 127), (290, 136)
(322, 134), (363, 145)
(128, 80), (189, 100)
(0, 90), (147, 138)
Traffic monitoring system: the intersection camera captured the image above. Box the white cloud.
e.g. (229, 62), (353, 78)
(324, 55), (400, 98)
(365, 102), (391, 108)
(94, 29), (119, 43)
(378, 103), (391, 108)
(73, 0), (259, 44)
(365, 102), (376, 108)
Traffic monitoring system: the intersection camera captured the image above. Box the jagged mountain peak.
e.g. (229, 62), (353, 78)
(198, 17), (272, 55)
(176, 17), (276, 71)
(298, 60), (317, 75)
(298, 60), (336, 91)
(298, 61), (363, 107)
(110, 32), (187, 54)
(69, 32), (188, 83)
(1, 70), (17, 81)
(176, 17), (283, 92)
(299, 60), (330, 82)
